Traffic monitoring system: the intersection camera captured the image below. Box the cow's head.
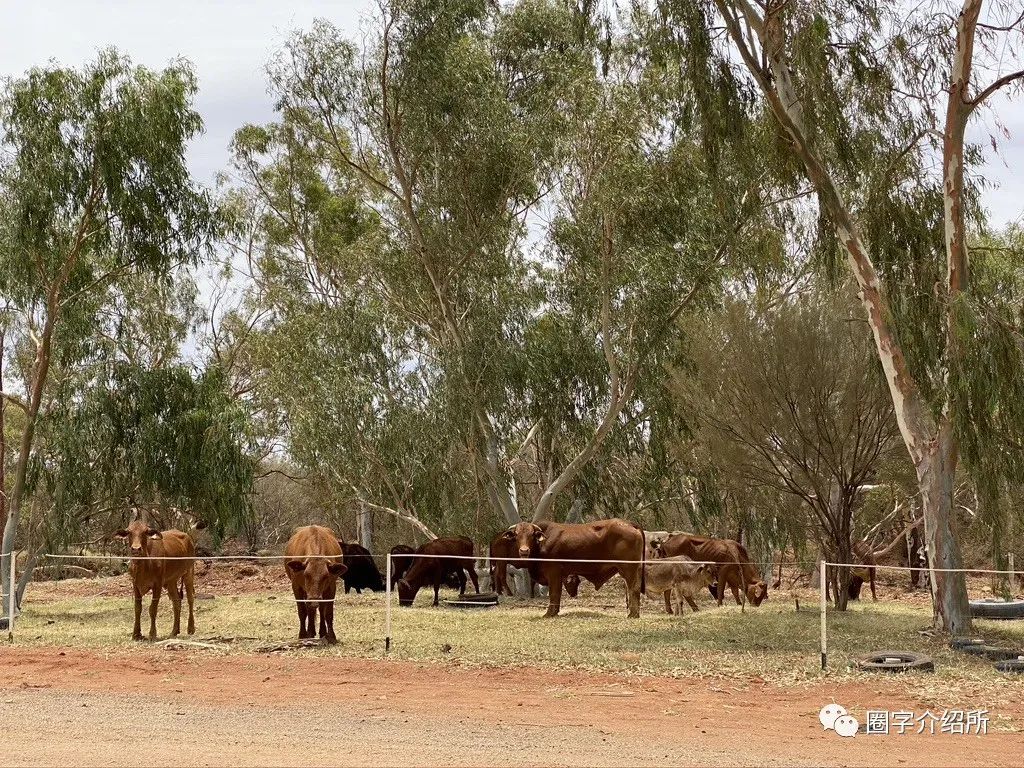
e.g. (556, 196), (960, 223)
(502, 522), (545, 559)
(564, 574), (581, 598)
(648, 534), (670, 558)
(694, 564), (715, 590)
(397, 578), (417, 607)
(746, 580), (768, 606)
(114, 520), (162, 557)
(286, 557), (347, 602)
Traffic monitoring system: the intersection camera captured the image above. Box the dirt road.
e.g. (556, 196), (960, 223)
(1, 648), (1017, 766)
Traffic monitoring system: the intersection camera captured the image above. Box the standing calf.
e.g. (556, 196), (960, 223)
(115, 520), (196, 641)
(285, 525), (348, 643)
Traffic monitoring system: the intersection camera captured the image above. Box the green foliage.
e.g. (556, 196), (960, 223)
(32, 363), (255, 543)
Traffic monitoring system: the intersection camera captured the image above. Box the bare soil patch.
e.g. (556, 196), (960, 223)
(1, 648), (1020, 767)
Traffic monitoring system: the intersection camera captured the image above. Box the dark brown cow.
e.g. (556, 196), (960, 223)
(397, 537), (479, 607)
(506, 519), (644, 618)
(114, 520), (196, 641)
(389, 544), (416, 587)
(655, 533), (768, 607)
(489, 532), (518, 597)
(284, 525), (348, 643)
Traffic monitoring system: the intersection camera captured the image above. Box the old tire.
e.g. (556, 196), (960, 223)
(960, 644), (1023, 661)
(857, 650), (934, 673)
(949, 637), (986, 650)
(994, 659), (1024, 673)
(969, 599), (1024, 620)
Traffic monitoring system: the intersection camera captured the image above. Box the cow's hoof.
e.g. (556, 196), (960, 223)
(132, 634), (144, 642)
(325, 635), (338, 645)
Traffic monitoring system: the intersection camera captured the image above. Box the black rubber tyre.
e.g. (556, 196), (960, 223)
(995, 659), (1024, 674)
(949, 637), (986, 650)
(857, 650), (935, 673)
(969, 598), (1024, 620)
(960, 644), (1023, 661)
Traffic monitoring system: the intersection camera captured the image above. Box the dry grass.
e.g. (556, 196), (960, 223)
(15, 567), (1024, 713)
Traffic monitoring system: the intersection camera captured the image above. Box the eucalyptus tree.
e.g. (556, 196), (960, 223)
(678, 292), (903, 608)
(674, 0), (1024, 633)
(226, 0), (596, 531)
(0, 50), (215, 603)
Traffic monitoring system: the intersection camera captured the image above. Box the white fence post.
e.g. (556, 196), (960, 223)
(385, 553), (392, 653)
(7, 551), (15, 642)
(819, 559), (827, 671)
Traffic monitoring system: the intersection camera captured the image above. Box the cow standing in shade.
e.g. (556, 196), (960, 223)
(284, 525), (348, 643)
(114, 520), (196, 641)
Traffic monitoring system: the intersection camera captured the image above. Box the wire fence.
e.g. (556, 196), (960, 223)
(6, 550), (1021, 669)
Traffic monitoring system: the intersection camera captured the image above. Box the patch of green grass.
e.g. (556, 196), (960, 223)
(15, 585), (1024, 707)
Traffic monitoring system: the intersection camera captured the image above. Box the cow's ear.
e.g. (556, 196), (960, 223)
(114, 529), (129, 540)
(328, 562), (348, 577)
(502, 529), (515, 539)
(535, 533), (545, 543)
(147, 530), (163, 540)
(286, 560), (306, 574)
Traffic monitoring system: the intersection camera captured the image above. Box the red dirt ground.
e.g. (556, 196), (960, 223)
(2, 647), (1019, 767)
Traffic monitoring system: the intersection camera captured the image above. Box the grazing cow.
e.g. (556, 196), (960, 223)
(505, 519), (644, 618)
(341, 542), (386, 593)
(397, 537), (480, 607)
(643, 551), (715, 614)
(655, 533), (768, 607)
(114, 520), (196, 641)
(284, 525), (348, 643)
(389, 544), (416, 587)
(390, 543), (461, 590)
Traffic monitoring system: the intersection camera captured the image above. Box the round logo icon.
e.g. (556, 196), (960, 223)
(819, 704), (848, 730)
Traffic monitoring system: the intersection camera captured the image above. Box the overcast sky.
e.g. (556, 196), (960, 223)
(4, 1), (1022, 228)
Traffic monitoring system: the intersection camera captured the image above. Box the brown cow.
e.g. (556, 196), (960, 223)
(114, 520), (196, 641)
(655, 533), (768, 607)
(284, 525), (348, 643)
(506, 519), (644, 618)
(397, 537), (479, 607)
(489, 532), (518, 597)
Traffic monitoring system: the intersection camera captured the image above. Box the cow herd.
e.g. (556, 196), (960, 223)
(113, 518), (769, 643)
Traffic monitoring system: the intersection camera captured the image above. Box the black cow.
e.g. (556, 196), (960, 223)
(341, 542), (386, 594)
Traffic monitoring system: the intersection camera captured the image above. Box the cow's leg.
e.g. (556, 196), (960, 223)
(323, 600), (338, 644)
(730, 579), (742, 605)
(456, 568), (467, 596)
(467, 565), (480, 594)
(544, 568), (563, 617)
(433, 581), (441, 606)
(165, 581), (182, 637)
(292, 584), (310, 639)
(869, 567), (877, 601)
(680, 587), (699, 613)
(664, 590), (674, 615)
(623, 566), (641, 618)
(182, 565), (196, 635)
(317, 602), (328, 639)
(148, 583), (161, 640)
(132, 586), (144, 641)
